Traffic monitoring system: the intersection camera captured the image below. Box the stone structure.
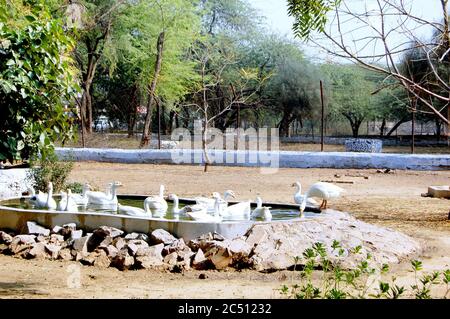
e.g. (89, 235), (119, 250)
(345, 139), (383, 153)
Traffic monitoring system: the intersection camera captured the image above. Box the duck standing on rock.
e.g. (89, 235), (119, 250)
(300, 181), (345, 213)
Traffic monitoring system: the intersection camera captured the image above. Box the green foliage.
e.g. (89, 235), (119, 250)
(322, 64), (378, 137)
(287, 0), (342, 40)
(28, 153), (74, 193)
(280, 241), (450, 299)
(0, 0), (79, 163)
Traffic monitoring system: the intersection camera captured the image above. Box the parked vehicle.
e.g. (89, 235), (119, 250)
(93, 116), (113, 132)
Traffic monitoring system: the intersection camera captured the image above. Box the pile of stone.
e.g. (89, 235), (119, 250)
(0, 221), (251, 272)
(0, 211), (422, 272)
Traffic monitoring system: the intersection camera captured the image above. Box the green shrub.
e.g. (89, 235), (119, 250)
(280, 241), (450, 299)
(28, 153), (74, 193)
(64, 181), (84, 193)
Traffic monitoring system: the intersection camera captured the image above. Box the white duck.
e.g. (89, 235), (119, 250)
(70, 183), (90, 206)
(58, 189), (78, 212)
(299, 181), (345, 212)
(144, 185), (168, 216)
(26, 186), (46, 204)
(168, 193), (207, 215)
(117, 201), (152, 217)
(186, 195), (223, 223)
(29, 182), (57, 210)
(292, 182), (319, 207)
(250, 197), (272, 221)
(220, 193), (251, 220)
(86, 181), (122, 206)
(195, 190), (235, 212)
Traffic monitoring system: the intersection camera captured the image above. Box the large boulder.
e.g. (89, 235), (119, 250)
(246, 210), (421, 271)
(150, 229), (177, 245)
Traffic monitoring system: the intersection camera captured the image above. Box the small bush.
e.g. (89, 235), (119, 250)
(65, 181), (84, 193)
(28, 153), (74, 193)
(280, 241), (450, 299)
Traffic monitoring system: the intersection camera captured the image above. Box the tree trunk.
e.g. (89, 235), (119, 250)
(351, 124), (360, 138)
(386, 117), (409, 137)
(379, 118), (386, 137)
(435, 117), (442, 141)
(202, 120), (211, 172)
(140, 32), (165, 148)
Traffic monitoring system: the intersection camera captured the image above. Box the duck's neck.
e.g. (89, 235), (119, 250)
(256, 198), (262, 209)
(144, 201), (152, 216)
(82, 185), (89, 196)
(213, 198), (220, 216)
(47, 187), (53, 205)
(65, 193), (70, 211)
(172, 196), (180, 214)
(295, 183), (302, 195)
(159, 186), (164, 198)
(110, 185), (117, 199)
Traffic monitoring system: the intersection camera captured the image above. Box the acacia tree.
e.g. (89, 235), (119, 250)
(323, 65), (377, 137)
(0, 0), (79, 164)
(185, 39), (264, 172)
(288, 0), (450, 131)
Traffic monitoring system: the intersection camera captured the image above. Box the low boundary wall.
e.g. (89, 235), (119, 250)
(55, 147), (450, 171)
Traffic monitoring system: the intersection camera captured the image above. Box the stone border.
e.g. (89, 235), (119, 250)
(55, 147), (450, 171)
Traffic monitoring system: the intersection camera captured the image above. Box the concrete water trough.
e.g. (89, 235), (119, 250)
(0, 195), (320, 241)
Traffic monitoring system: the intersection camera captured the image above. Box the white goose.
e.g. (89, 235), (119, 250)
(186, 195), (222, 223)
(117, 201), (152, 217)
(29, 182), (57, 210)
(195, 190), (235, 212)
(144, 185), (168, 216)
(292, 182), (319, 207)
(86, 181), (122, 206)
(58, 189), (78, 212)
(250, 197), (272, 221)
(220, 193), (251, 220)
(70, 183), (90, 206)
(299, 181), (345, 212)
(168, 193), (207, 215)
(26, 186), (46, 204)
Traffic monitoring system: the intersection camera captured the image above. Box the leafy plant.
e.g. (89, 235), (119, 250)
(0, 0), (79, 164)
(280, 241), (450, 299)
(28, 153), (74, 193)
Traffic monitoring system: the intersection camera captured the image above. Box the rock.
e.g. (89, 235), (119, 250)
(26, 242), (47, 259)
(49, 234), (65, 244)
(36, 235), (47, 243)
(198, 273), (208, 280)
(0, 231), (13, 244)
(135, 255), (164, 269)
(63, 223), (77, 230)
(150, 229), (177, 245)
(113, 237), (127, 251)
(136, 243), (164, 259)
(61, 223), (77, 239)
(9, 235), (36, 255)
(70, 230), (83, 240)
(94, 226), (124, 239)
(58, 248), (73, 261)
(93, 250), (111, 268)
(51, 226), (63, 234)
(72, 236), (91, 254)
(192, 248), (208, 270)
(26, 221), (50, 237)
(212, 232), (226, 241)
(177, 247), (194, 263)
(163, 238), (187, 256)
(101, 245), (119, 258)
(45, 243), (61, 259)
(163, 252), (178, 265)
(111, 250), (134, 270)
(229, 238), (252, 256)
(127, 240), (149, 256)
(125, 233), (149, 242)
(245, 227), (268, 248)
(209, 247), (232, 270)
(0, 243), (8, 253)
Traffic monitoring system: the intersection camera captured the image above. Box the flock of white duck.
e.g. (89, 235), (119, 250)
(26, 180), (345, 223)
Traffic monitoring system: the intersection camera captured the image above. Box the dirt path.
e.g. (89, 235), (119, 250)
(0, 163), (449, 298)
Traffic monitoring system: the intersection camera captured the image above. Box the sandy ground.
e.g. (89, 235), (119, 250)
(1, 163), (449, 298)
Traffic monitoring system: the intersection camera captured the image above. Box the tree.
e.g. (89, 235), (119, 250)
(0, 0), (79, 164)
(70, 0), (128, 137)
(323, 65), (377, 137)
(288, 0), (450, 129)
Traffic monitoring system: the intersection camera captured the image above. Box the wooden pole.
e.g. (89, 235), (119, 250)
(80, 109), (86, 148)
(320, 80), (325, 152)
(411, 97), (416, 154)
(157, 99), (161, 150)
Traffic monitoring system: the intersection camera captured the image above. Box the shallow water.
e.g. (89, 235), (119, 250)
(1, 197), (319, 222)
